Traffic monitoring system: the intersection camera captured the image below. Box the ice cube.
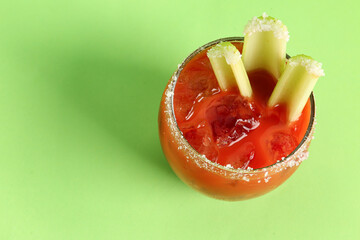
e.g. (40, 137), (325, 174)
(269, 131), (298, 161)
(206, 94), (260, 147)
(219, 142), (255, 169)
(182, 122), (218, 162)
(175, 66), (220, 122)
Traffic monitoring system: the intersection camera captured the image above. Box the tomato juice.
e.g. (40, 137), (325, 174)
(173, 42), (311, 170)
(158, 37), (315, 200)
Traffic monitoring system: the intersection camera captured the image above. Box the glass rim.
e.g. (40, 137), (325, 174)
(168, 36), (315, 173)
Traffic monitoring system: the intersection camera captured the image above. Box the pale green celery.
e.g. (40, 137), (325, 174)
(207, 42), (252, 98)
(242, 13), (289, 79)
(268, 55), (324, 122)
(207, 43), (236, 90)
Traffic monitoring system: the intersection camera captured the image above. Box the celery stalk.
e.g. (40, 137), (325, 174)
(207, 42), (252, 98)
(207, 43), (237, 91)
(268, 55), (325, 122)
(242, 13), (289, 79)
(229, 57), (253, 98)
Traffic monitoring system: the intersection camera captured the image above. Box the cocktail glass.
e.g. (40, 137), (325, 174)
(158, 37), (315, 201)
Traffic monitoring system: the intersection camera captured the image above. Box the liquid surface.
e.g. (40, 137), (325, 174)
(174, 42), (310, 169)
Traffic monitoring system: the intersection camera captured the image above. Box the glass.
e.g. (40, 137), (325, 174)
(158, 37), (315, 201)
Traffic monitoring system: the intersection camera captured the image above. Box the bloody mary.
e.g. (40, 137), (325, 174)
(159, 37), (316, 200)
(174, 42), (311, 171)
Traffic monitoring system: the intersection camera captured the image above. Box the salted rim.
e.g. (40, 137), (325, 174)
(166, 37), (315, 175)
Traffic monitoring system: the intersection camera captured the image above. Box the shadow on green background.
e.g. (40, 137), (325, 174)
(12, 36), (180, 183)
(57, 51), (175, 177)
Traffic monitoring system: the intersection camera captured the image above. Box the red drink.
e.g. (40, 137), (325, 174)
(159, 37), (315, 200)
(174, 42), (311, 170)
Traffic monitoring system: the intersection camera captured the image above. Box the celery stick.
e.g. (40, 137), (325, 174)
(207, 42), (252, 98)
(207, 43), (237, 91)
(268, 55), (325, 122)
(242, 13), (289, 79)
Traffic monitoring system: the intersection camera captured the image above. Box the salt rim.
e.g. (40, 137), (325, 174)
(244, 12), (290, 41)
(207, 42), (241, 65)
(163, 37), (315, 180)
(288, 54), (325, 77)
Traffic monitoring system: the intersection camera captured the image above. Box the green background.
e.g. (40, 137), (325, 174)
(0, 0), (359, 239)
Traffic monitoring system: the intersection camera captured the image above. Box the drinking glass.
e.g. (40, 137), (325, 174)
(158, 37), (315, 201)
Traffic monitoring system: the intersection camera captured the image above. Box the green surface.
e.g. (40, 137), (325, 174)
(0, 1), (359, 239)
